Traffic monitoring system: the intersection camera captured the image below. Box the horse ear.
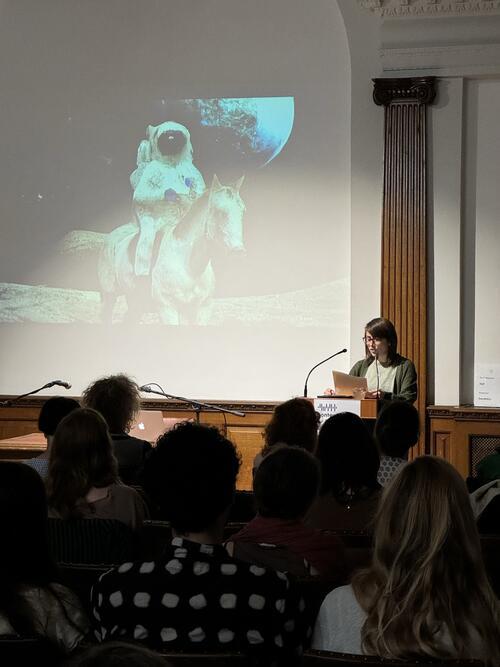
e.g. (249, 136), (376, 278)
(211, 174), (222, 191)
(234, 175), (245, 191)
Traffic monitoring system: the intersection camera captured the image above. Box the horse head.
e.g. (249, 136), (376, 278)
(206, 174), (246, 253)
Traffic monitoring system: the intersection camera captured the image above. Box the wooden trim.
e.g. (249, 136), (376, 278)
(373, 76), (437, 457)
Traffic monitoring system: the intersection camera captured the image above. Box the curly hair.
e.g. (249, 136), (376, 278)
(352, 457), (500, 665)
(144, 421), (241, 533)
(262, 397), (318, 456)
(46, 408), (118, 518)
(82, 374), (141, 433)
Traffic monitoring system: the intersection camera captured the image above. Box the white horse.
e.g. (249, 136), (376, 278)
(152, 174), (245, 324)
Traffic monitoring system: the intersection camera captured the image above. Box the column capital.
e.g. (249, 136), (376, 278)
(373, 76), (437, 106)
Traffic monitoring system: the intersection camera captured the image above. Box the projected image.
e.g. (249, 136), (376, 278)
(0, 95), (345, 327)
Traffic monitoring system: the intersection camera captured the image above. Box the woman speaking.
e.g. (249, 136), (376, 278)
(349, 317), (417, 402)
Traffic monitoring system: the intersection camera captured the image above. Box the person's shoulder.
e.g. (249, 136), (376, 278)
(350, 358), (369, 375)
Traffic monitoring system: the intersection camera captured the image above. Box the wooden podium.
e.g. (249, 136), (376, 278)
(313, 397), (378, 423)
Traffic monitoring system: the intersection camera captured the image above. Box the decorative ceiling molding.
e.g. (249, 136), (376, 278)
(357, 0), (500, 18)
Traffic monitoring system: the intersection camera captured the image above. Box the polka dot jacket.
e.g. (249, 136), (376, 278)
(91, 536), (311, 657)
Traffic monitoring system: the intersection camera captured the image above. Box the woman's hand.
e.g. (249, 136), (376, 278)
(365, 389), (385, 399)
(323, 388), (335, 396)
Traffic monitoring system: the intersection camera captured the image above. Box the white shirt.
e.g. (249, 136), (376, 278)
(365, 361), (397, 394)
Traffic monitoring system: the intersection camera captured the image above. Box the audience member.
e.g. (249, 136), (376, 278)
(253, 397), (319, 474)
(0, 462), (89, 653)
(312, 457), (500, 665)
(374, 400), (419, 486)
(231, 446), (345, 577)
(46, 408), (148, 530)
(92, 421), (310, 661)
(306, 413), (380, 531)
(82, 374), (152, 485)
(476, 446), (500, 485)
(65, 641), (169, 666)
(24, 396), (80, 479)
(470, 476), (500, 534)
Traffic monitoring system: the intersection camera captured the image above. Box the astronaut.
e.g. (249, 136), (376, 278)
(130, 121), (205, 276)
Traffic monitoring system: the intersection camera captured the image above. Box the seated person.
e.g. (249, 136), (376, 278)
(312, 457), (500, 665)
(46, 408), (148, 531)
(306, 413), (381, 531)
(92, 421), (310, 661)
(0, 462), (89, 654)
(374, 400), (419, 486)
(230, 446), (345, 578)
(82, 374), (152, 485)
(24, 396), (80, 479)
(253, 397), (319, 474)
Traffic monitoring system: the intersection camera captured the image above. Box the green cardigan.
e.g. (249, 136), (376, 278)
(349, 354), (418, 403)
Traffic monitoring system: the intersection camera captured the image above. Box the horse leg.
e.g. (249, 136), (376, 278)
(158, 299), (180, 325)
(100, 291), (116, 323)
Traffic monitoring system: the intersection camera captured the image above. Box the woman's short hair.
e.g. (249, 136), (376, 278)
(364, 317), (398, 363)
(353, 456), (500, 663)
(254, 445), (320, 520)
(82, 374), (141, 433)
(144, 421), (241, 533)
(262, 397), (319, 455)
(46, 408), (118, 518)
(316, 412), (379, 498)
(38, 396), (80, 437)
(375, 400), (420, 458)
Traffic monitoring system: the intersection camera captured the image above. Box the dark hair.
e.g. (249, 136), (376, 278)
(364, 317), (398, 363)
(254, 446), (320, 520)
(317, 412), (380, 499)
(0, 462), (59, 635)
(46, 408), (118, 518)
(144, 421), (241, 532)
(262, 397), (318, 456)
(82, 374), (141, 433)
(65, 641), (169, 667)
(38, 397), (80, 437)
(375, 401), (420, 458)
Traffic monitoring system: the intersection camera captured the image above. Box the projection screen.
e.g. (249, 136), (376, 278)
(0, 0), (351, 400)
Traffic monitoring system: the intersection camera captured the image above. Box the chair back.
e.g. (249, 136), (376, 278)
(158, 652), (254, 666)
(138, 520), (172, 559)
(48, 518), (134, 564)
(302, 649), (484, 666)
(58, 563), (111, 616)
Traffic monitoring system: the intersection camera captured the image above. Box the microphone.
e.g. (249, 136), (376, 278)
(374, 351), (380, 396)
(0, 379), (72, 407)
(46, 380), (72, 390)
(139, 382), (245, 418)
(303, 348), (348, 398)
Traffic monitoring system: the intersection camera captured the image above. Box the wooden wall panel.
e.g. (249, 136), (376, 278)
(374, 77), (437, 456)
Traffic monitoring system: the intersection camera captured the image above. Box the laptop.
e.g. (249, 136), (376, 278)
(331, 370), (368, 398)
(129, 410), (169, 442)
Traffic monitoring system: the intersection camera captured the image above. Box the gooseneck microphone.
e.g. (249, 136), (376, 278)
(0, 380), (72, 407)
(374, 351), (380, 396)
(303, 348), (347, 398)
(139, 383), (245, 419)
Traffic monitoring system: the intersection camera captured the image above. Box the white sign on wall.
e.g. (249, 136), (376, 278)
(474, 364), (500, 407)
(314, 397), (361, 426)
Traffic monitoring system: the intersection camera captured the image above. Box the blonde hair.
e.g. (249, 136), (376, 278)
(352, 456), (500, 664)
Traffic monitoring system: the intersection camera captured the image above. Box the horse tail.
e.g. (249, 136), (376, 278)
(59, 230), (107, 255)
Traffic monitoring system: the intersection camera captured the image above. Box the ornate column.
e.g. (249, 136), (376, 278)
(373, 77), (436, 456)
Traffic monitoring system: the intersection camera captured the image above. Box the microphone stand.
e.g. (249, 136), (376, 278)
(303, 348), (347, 398)
(0, 381), (71, 408)
(139, 383), (245, 424)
